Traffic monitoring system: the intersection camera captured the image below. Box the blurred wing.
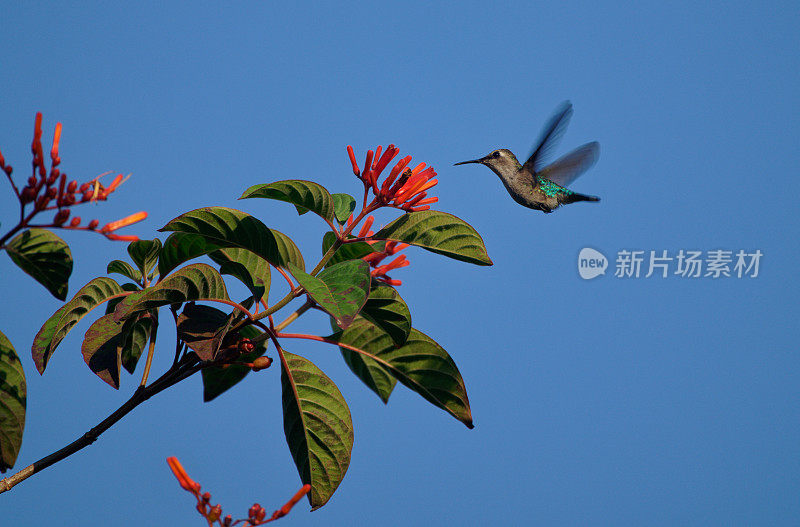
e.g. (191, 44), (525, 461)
(522, 101), (573, 174)
(538, 142), (599, 187)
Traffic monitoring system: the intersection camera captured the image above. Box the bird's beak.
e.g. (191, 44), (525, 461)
(453, 158), (484, 166)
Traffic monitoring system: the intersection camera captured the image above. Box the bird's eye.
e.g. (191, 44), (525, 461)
(492, 151), (501, 158)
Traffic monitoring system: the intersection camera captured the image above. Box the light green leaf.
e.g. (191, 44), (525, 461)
(281, 350), (353, 510)
(113, 263), (229, 322)
(240, 180), (335, 222)
(32, 277), (125, 374)
(107, 260), (141, 283)
(127, 239), (162, 277)
(159, 207), (304, 270)
(288, 260), (371, 329)
(0, 330), (25, 473)
(6, 228), (73, 300)
(331, 193), (356, 224)
(374, 210), (492, 266)
(331, 319), (473, 428)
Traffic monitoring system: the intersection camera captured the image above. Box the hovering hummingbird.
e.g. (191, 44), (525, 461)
(454, 101), (600, 213)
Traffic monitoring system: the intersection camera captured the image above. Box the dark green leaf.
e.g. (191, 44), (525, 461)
(176, 304), (233, 361)
(105, 283), (141, 315)
(6, 228), (73, 300)
(32, 277), (125, 374)
(158, 232), (223, 278)
(127, 239), (162, 277)
(330, 316), (396, 403)
(330, 320), (473, 428)
(209, 247), (270, 303)
(81, 314), (124, 388)
(331, 193), (356, 224)
(107, 260), (141, 283)
(114, 263), (229, 322)
(321, 231), (384, 268)
(360, 285), (412, 346)
(281, 350), (353, 510)
(202, 325), (267, 402)
(160, 207), (304, 270)
(240, 180), (335, 222)
(121, 314), (154, 375)
(374, 210), (492, 266)
(0, 330), (25, 472)
(288, 260), (371, 329)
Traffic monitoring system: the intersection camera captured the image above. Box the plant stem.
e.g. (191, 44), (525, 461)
(0, 356), (200, 494)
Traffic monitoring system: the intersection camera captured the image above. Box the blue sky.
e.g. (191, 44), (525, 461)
(2, 2), (798, 525)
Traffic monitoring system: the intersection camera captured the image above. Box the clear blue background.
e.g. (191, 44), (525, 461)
(2, 2), (798, 525)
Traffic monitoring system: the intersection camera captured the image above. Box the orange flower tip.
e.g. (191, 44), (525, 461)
(372, 145), (383, 169)
(411, 205), (431, 211)
(410, 163), (426, 176)
(34, 112), (43, 135)
(51, 123), (63, 159)
(101, 211), (148, 233)
(106, 234), (140, 242)
(104, 173), (130, 195)
(166, 457), (199, 493)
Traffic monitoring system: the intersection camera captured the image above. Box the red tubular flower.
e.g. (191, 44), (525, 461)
(271, 484), (312, 520)
(166, 457), (201, 495)
(363, 237), (411, 286)
(347, 144), (438, 211)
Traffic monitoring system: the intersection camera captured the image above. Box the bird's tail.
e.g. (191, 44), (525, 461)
(565, 191), (600, 204)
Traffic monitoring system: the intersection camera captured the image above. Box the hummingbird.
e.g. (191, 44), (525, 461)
(454, 101), (600, 213)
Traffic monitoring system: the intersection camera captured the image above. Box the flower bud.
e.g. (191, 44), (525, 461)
(69, 217), (81, 227)
(3, 165), (11, 176)
(88, 219), (99, 229)
(28, 176), (37, 187)
(46, 187), (58, 199)
(79, 182), (90, 193)
(67, 180), (78, 193)
(208, 505), (221, 522)
(252, 356), (272, 371)
(53, 209), (70, 226)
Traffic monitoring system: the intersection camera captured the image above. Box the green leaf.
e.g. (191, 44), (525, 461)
(176, 303), (234, 361)
(281, 350), (353, 510)
(330, 320), (473, 428)
(114, 263), (229, 322)
(330, 316), (396, 403)
(160, 207), (304, 270)
(331, 193), (356, 224)
(0, 330), (25, 473)
(158, 232), (223, 278)
(209, 247), (271, 303)
(202, 325), (267, 402)
(32, 277), (125, 374)
(127, 239), (162, 277)
(321, 231), (384, 268)
(288, 260), (371, 329)
(81, 314), (124, 389)
(6, 228), (73, 300)
(121, 314), (154, 375)
(107, 260), (142, 283)
(374, 210), (492, 266)
(240, 180), (335, 222)
(360, 285), (412, 346)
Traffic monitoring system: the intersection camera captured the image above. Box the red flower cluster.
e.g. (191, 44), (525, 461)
(2, 113), (146, 241)
(354, 215), (410, 286)
(166, 456), (311, 526)
(347, 144), (439, 211)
